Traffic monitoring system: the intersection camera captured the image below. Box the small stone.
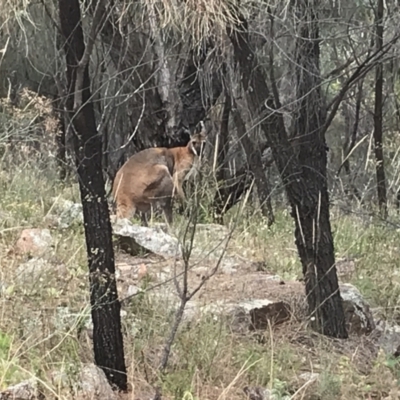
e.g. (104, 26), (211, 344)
(376, 321), (400, 356)
(298, 372), (319, 383)
(125, 285), (140, 298)
(15, 257), (66, 284)
(138, 263), (148, 280)
(340, 283), (375, 335)
(15, 229), (53, 256)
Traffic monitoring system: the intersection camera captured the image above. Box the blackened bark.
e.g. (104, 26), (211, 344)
(58, 0), (127, 390)
(294, 1), (346, 336)
(228, 5), (347, 338)
(373, 0), (387, 218)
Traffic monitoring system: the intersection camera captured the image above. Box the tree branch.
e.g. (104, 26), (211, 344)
(322, 34), (399, 137)
(74, 0), (108, 110)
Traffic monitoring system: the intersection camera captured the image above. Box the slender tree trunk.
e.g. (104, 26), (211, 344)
(294, 0), (346, 335)
(373, 0), (387, 218)
(228, 4), (347, 338)
(58, 0), (127, 390)
(232, 102), (274, 226)
(339, 82), (362, 202)
(213, 89), (231, 224)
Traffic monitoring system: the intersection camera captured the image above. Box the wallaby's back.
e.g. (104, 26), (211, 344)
(112, 147), (175, 220)
(112, 123), (207, 224)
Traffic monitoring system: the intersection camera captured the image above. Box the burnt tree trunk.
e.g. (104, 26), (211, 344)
(293, 0), (346, 335)
(373, 0), (387, 218)
(228, 4), (347, 338)
(58, 0), (127, 390)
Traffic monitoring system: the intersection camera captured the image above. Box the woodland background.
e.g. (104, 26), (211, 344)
(1, 0), (400, 399)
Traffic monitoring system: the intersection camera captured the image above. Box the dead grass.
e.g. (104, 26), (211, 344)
(1, 125), (400, 398)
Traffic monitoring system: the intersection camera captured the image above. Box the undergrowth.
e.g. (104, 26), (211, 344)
(1, 150), (400, 399)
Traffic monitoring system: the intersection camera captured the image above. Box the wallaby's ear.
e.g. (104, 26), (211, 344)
(200, 121), (208, 139)
(191, 120), (207, 140)
(199, 121), (206, 135)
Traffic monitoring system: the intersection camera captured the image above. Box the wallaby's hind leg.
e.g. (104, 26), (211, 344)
(115, 198), (136, 220)
(140, 212), (148, 227)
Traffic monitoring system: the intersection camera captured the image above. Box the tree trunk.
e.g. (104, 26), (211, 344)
(232, 101), (274, 226)
(373, 0), (387, 218)
(58, 0), (127, 390)
(228, 4), (347, 338)
(339, 82), (362, 202)
(293, 0), (346, 336)
(213, 89), (232, 224)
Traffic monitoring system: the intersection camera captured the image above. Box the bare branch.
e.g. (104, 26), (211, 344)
(322, 33), (400, 137)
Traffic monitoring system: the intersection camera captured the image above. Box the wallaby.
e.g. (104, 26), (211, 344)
(111, 122), (207, 226)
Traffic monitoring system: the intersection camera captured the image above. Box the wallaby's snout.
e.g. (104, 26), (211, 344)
(188, 121), (207, 157)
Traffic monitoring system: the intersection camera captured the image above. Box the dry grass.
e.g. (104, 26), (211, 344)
(1, 155), (400, 399)
(1, 97), (400, 399)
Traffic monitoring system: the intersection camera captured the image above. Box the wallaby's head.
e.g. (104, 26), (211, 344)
(188, 121), (207, 157)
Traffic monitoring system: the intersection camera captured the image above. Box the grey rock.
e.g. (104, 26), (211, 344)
(219, 257), (238, 274)
(15, 257), (66, 284)
(298, 372), (319, 384)
(185, 299), (291, 332)
(376, 321), (400, 356)
(51, 198), (83, 229)
(243, 386), (290, 400)
(340, 283), (375, 335)
(0, 378), (43, 399)
(49, 368), (72, 389)
(125, 284), (140, 298)
(78, 364), (117, 400)
(112, 218), (182, 258)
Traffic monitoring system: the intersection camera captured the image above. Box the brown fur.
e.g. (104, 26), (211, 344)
(112, 125), (206, 225)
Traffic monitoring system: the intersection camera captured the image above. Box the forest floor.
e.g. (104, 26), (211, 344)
(2, 158), (400, 400)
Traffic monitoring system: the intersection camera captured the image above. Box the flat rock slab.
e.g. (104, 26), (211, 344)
(185, 298), (291, 333)
(112, 219), (182, 258)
